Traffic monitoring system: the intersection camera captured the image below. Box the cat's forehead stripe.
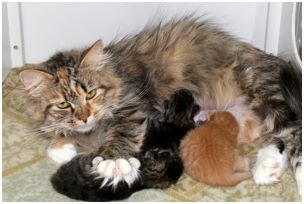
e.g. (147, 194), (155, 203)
(56, 67), (79, 99)
(57, 68), (70, 85)
(70, 82), (84, 97)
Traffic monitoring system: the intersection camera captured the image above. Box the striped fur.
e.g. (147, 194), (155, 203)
(19, 16), (301, 200)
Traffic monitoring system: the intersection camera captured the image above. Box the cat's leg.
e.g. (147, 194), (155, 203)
(234, 154), (251, 172)
(90, 146), (141, 188)
(51, 153), (145, 201)
(224, 171), (252, 186)
(89, 89), (196, 189)
(252, 139), (289, 185)
(252, 126), (301, 190)
(235, 56), (301, 192)
(47, 136), (77, 164)
(284, 125), (302, 195)
(91, 156), (141, 187)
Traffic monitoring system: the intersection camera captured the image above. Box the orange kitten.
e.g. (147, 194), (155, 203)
(180, 111), (252, 186)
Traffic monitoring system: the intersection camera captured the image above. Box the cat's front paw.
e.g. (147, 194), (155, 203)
(252, 145), (289, 185)
(91, 157), (141, 188)
(47, 143), (77, 164)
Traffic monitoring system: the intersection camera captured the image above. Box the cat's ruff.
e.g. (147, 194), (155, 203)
(252, 144), (289, 185)
(47, 143), (77, 164)
(91, 156), (141, 188)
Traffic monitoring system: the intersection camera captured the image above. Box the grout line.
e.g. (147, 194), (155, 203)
(3, 155), (46, 177)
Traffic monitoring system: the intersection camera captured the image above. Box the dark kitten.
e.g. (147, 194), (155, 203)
(139, 89), (199, 188)
(51, 89), (198, 201)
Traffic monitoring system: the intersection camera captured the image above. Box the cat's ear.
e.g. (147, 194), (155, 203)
(19, 69), (53, 92)
(79, 40), (103, 68)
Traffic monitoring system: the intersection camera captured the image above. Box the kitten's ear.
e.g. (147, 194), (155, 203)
(79, 40), (103, 68)
(19, 69), (53, 92)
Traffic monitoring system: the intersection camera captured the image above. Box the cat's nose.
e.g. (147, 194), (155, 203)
(77, 113), (89, 123)
(75, 108), (90, 124)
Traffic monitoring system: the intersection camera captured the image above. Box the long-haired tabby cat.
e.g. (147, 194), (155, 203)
(180, 111), (251, 186)
(19, 16), (301, 200)
(51, 89), (198, 201)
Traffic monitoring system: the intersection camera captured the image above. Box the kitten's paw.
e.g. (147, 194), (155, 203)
(193, 110), (208, 123)
(252, 145), (289, 185)
(92, 157), (141, 188)
(47, 143), (77, 164)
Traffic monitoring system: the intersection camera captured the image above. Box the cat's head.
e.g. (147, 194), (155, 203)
(208, 111), (239, 134)
(19, 40), (122, 134)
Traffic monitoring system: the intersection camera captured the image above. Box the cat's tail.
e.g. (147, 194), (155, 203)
(279, 62), (302, 121)
(50, 154), (144, 201)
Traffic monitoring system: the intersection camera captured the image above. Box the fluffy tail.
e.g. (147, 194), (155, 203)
(50, 154), (144, 201)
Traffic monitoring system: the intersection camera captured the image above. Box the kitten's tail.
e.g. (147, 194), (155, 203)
(279, 62), (302, 121)
(220, 171), (252, 186)
(50, 154), (144, 201)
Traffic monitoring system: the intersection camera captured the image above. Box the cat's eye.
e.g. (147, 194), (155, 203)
(56, 101), (70, 109)
(86, 89), (97, 100)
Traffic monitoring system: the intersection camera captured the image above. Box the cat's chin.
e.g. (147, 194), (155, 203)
(75, 121), (96, 133)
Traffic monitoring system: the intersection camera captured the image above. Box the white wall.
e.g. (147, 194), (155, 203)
(2, 2), (11, 80)
(19, 2), (269, 64)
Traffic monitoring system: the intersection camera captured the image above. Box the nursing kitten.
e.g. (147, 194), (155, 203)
(180, 111), (252, 186)
(19, 16), (301, 200)
(51, 89), (198, 201)
(194, 98), (262, 145)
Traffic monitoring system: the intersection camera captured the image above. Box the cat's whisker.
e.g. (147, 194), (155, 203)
(114, 72), (153, 109)
(124, 77), (152, 105)
(101, 75), (152, 115)
(121, 70), (152, 103)
(95, 105), (116, 119)
(5, 130), (46, 147)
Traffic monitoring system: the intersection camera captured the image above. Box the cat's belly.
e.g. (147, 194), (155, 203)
(189, 60), (242, 111)
(193, 96), (246, 121)
(194, 97), (262, 144)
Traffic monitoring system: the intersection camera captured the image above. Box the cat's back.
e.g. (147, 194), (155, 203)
(104, 17), (262, 106)
(106, 17), (243, 62)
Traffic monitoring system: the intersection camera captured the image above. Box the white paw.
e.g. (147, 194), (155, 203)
(47, 144), (77, 164)
(91, 157), (141, 188)
(193, 110), (210, 124)
(252, 144), (289, 185)
(295, 166), (302, 196)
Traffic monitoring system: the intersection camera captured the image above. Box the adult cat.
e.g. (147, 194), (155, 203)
(19, 17), (301, 199)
